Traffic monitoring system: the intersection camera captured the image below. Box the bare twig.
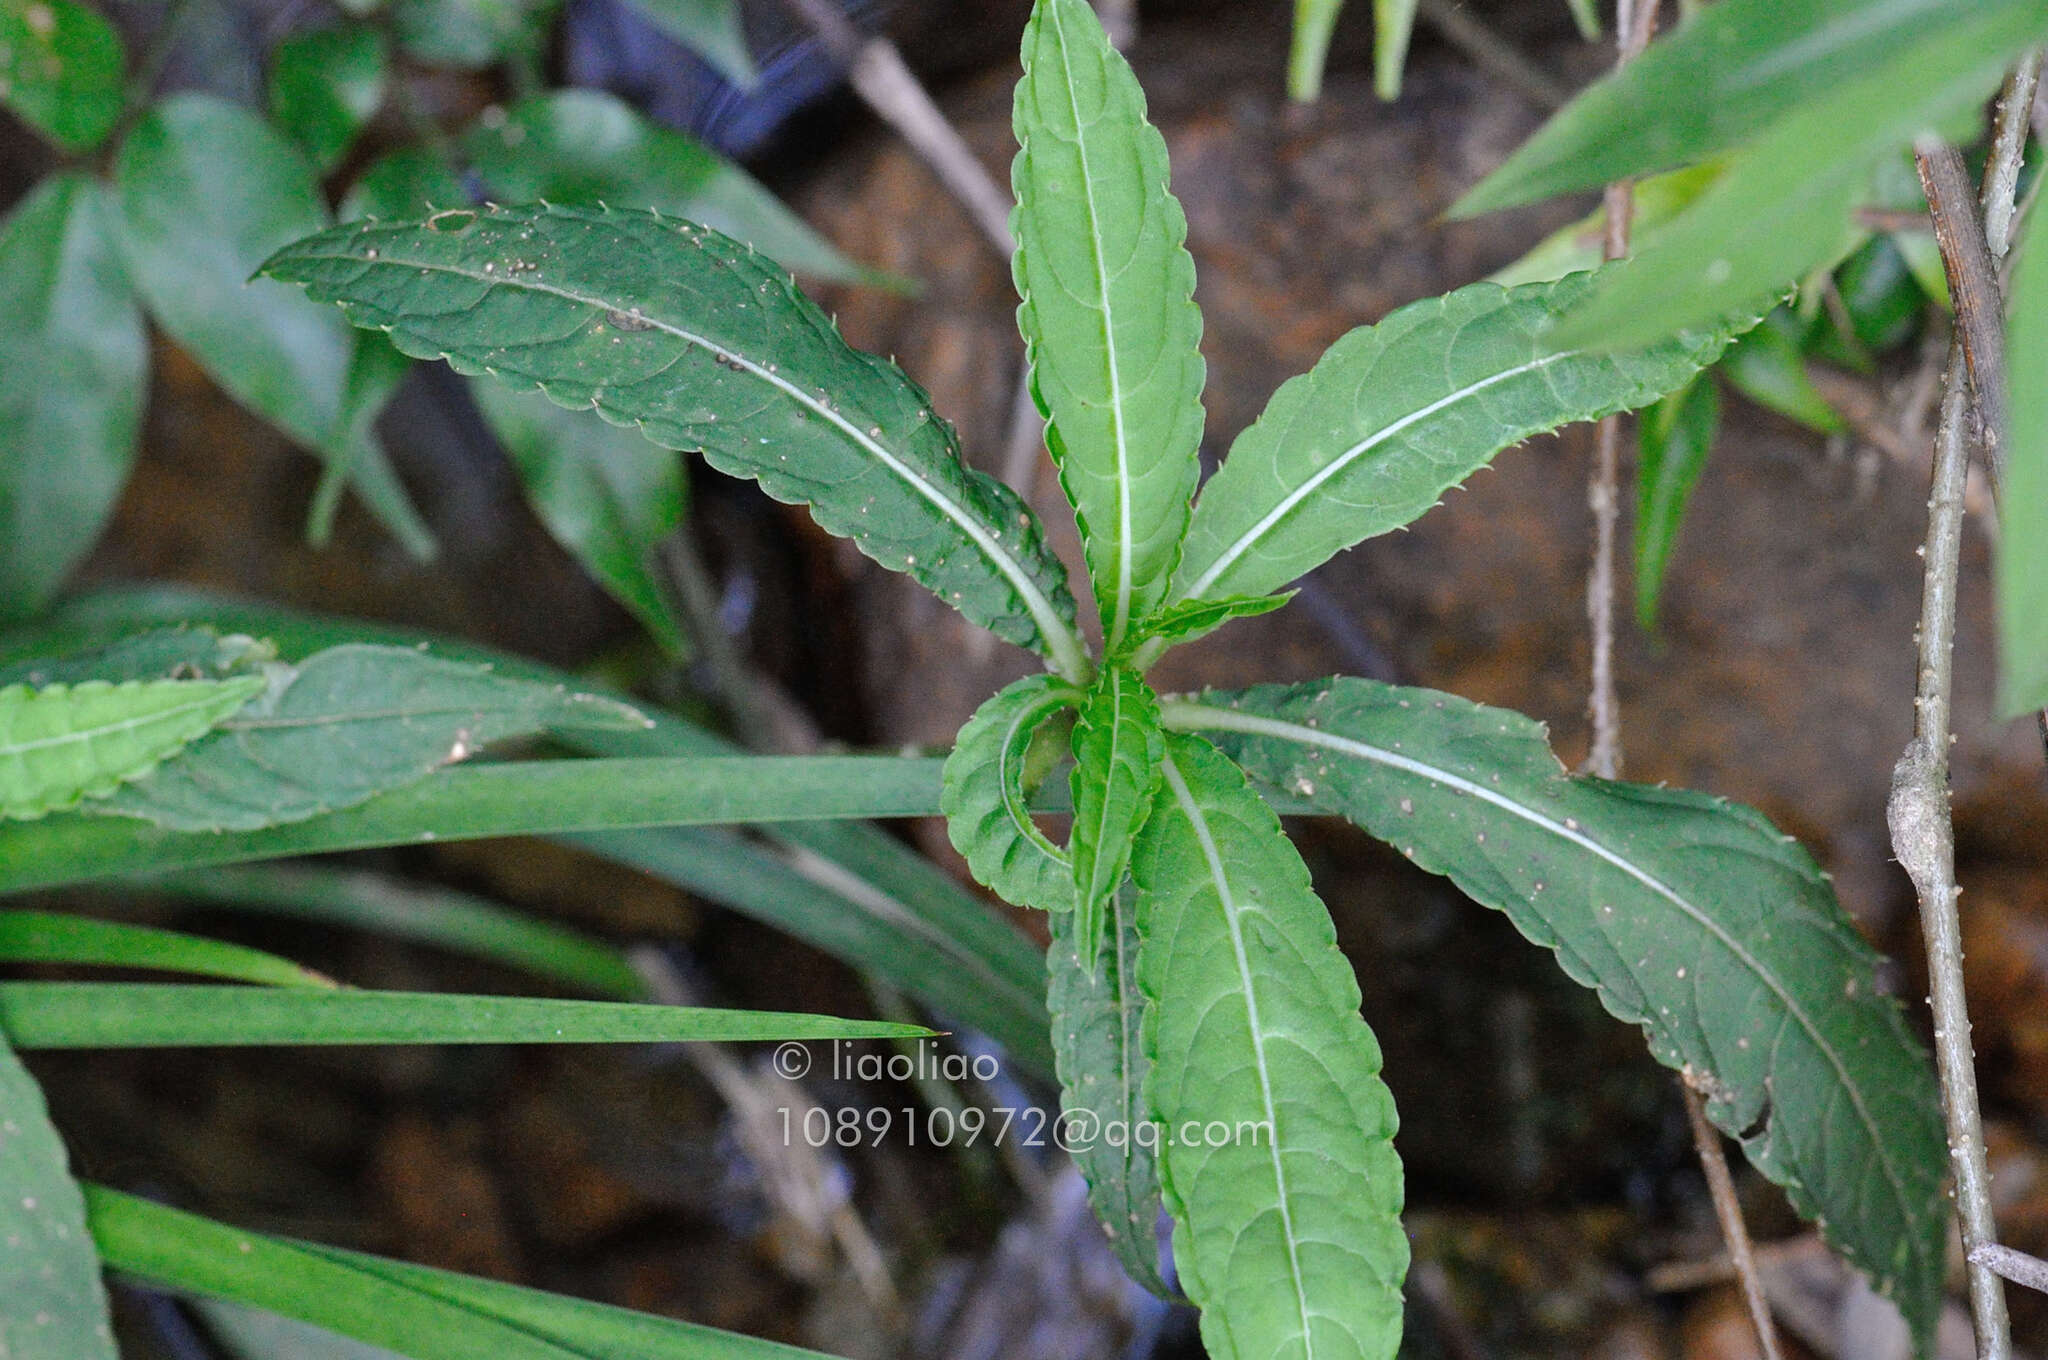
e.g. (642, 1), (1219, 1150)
(1680, 1073), (1784, 1360)
(1804, 363), (1996, 521)
(1917, 143), (2009, 494)
(778, 0), (1016, 258)
(1417, 0), (1570, 111)
(1973, 1243), (2048, 1298)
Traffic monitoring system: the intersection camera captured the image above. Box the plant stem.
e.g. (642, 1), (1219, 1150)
(1893, 67), (2041, 1350)
(1973, 1244), (2048, 1297)
(1580, 5), (1782, 1355)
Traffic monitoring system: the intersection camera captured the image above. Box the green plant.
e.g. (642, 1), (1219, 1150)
(0, 0), (2011, 1356)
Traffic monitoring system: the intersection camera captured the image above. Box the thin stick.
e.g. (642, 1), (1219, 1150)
(778, 0), (1016, 259)
(1682, 1073), (1784, 1360)
(1973, 1243), (2048, 1298)
(1918, 144), (2009, 494)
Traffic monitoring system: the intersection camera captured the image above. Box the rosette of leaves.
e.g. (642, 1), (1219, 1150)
(257, 0), (1948, 1352)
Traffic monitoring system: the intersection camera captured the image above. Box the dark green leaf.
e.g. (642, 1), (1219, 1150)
(262, 204), (1085, 673)
(1012, 0), (1205, 647)
(1718, 311), (1844, 434)
(113, 95), (434, 551)
(1125, 592), (1292, 656)
(1, 983), (926, 1047)
(1286, 0), (1346, 102)
(1173, 270), (1739, 605)
(1067, 667), (1160, 967)
(463, 91), (873, 286)
(94, 644), (649, 831)
(268, 25), (387, 172)
(89, 1186), (836, 1359)
(0, 173), (146, 621)
(0, 1035), (116, 1359)
(2001, 197), (2048, 715)
(0, 911), (331, 987)
(1633, 372), (1718, 631)
(0, 675), (264, 820)
(1453, 0), (2045, 217)
(0, 0), (123, 151)
(1179, 679), (1948, 1349)
(472, 380), (688, 653)
(1046, 884), (1166, 1294)
(0, 625), (269, 689)
(1543, 12), (2031, 351)
(943, 673), (1080, 915)
(1136, 734), (1406, 1358)
(1489, 162), (1723, 289)
(0, 754), (954, 892)
(619, 0), (756, 87)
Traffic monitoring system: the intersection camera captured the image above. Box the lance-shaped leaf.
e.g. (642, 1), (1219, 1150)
(1453, 0), (2045, 218)
(0, 676), (264, 821)
(93, 644), (649, 831)
(1999, 187), (2048, 716)
(1172, 271), (1737, 606)
(0, 173), (147, 622)
(1176, 679), (1948, 1349)
(0, 912), (332, 989)
(1634, 372), (1718, 631)
(262, 205), (1085, 673)
(1543, 12), (2031, 352)
(0, 0), (123, 152)
(0, 1035), (116, 1359)
(1371, 0), (1419, 100)
(943, 673), (1080, 915)
(1068, 666), (1161, 966)
(1012, 0), (1204, 650)
(1126, 592), (1292, 658)
(1286, 0), (1346, 102)
(1136, 734), (1406, 1360)
(1047, 884), (1167, 1295)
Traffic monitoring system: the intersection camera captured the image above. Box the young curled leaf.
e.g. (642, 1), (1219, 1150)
(942, 673), (1079, 915)
(1068, 667), (1162, 967)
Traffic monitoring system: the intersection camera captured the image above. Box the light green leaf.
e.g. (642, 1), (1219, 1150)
(0, 753), (954, 892)
(1452, 0), (2045, 218)
(1046, 884), (1166, 1294)
(0, 173), (146, 622)
(472, 379), (688, 654)
(2001, 197), (2048, 715)
(1176, 679), (1948, 1350)
(0, 1035), (116, 1360)
(201, 1300), (409, 1360)
(1633, 372), (1718, 631)
(1136, 734), (1406, 1359)
(341, 147), (471, 223)
(1068, 666), (1160, 968)
(0, 675), (263, 821)
(463, 90), (875, 286)
(90, 1186), (837, 1359)
(1172, 270), (1739, 606)
(0, 0), (123, 151)
(391, 0), (555, 69)
(1718, 311), (1844, 434)
(0, 911), (332, 988)
(619, 0), (756, 88)
(113, 95), (434, 552)
(1488, 162), (1723, 289)
(268, 25), (387, 172)
(1125, 592), (1293, 657)
(94, 644), (649, 831)
(0, 982), (927, 1047)
(1563, 0), (1598, 40)
(1287, 0), (1346, 102)
(1011, 0), (1205, 648)
(261, 204), (1085, 674)
(1372, 0), (1419, 100)
(942, 673), (1080, 915)
(138, 864), (645, 999)
(1543, 12), (2030, 351)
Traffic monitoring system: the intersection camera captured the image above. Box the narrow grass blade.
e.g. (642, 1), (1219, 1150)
(0, 912), (331, 989)
(1634, 372), (1719, 630)
(1287, 0), (1347, 102)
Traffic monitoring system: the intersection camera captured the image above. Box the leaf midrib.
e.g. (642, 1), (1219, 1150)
(1177, 351), (1575, 603)
(1172, 700), (1926, 1281)
(1159, 750), (1316, 1352)
(285, 242), (1086, 677)
(0, 683), (252, 758)
(1042, 0), (1141, 650)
